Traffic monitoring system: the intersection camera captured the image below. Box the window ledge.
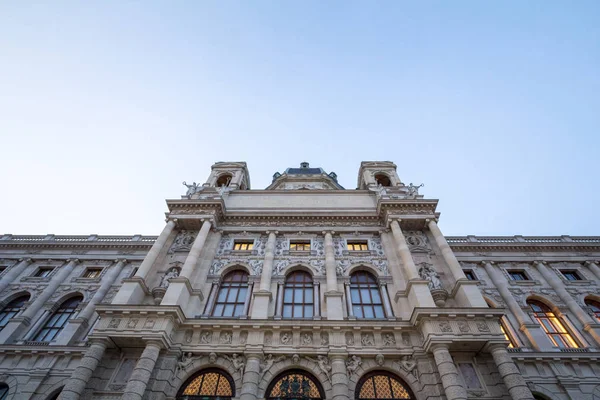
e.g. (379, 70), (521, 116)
(564, 280), (595, 286)
(21, 277), (51, 282)
(344, 250), (371, 256)
(508, 280), (539, 286)
(289, 250), (311, 256)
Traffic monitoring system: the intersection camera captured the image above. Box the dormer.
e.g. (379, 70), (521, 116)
(266, 162), (344, 190)
(206, 162), (251, 190)
(357, 161), (402, 189)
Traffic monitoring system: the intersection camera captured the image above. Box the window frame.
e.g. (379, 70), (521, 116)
(34, 267), (55, 278)
(585, 299), (600, 323)
(32, 296), (82, 342)
(355, 370), (414, 400)
(507, 270), (529, 281)
(232, 240), (254, 251)
(349, 271), (386, 319)
(0, 383), (9, 400)
(0, 295), (30, 331)
(463, 270), (477, 281)
(528, 300), (579, 349)
(211, 271), (249, 318)
(282, 271), (314, 319)
(347, 241), (369, 252)
(289, 241), (311, 252)
(560, 270), (582, 281)
(266, 370), (324, 400)
(82, 268), (103, 279)
(178, 368), (235, 399)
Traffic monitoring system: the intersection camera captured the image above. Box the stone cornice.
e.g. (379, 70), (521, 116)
(0, 234), (156, 251)
(447, 236), (600, 253)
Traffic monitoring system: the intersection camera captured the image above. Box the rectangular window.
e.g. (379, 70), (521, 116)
(83, 268), (103, 278)
(561, 270), (581, 281)
(347, 241), (368, 251)
(464, 270), (477, 281)
(290, 241), (311, 251)
(500, 319), (516, 348)
(507, 270), (528, 281)
(34, 268), (54, 278)
(233, 241), (253, 251)
(458, 363), (483, 389)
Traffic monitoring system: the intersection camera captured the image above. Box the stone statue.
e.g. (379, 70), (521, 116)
(159, 268), (179, 289)
(306, 355), (332, 381)
(406, 183), (424, 198)
(280, 332), (292, 344)
(375, 354), (385, 366)
(225, 354), (245, 374)
(260, 354), (286, 376)
(183, 181), (203, 198)
(361, 333), (375, 346)
(346, 355), (362, 377)
(200, 331), (211, 344)
(399, 355), (417, 373)
(382, 333), (396, 346)
(175, 352), (194, 375)
(302, 333), (313, 345)
(208, 352), (218, 363)
(418, 263), (442, 290)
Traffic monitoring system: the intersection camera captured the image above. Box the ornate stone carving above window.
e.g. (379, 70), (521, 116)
(168, 230), (197, 253)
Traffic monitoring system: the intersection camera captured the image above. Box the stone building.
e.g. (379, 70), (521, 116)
(0, 161), (599, 400)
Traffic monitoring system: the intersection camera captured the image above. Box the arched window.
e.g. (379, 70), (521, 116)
(528, 300), (578, 349)
(0, 294), (30, 331)
(350, 271), (385, 319)
(355, 371), (413, 400)
(212, 271), (249, 318)
(283, 271), (314, 319)
(585, 299), (600, 322)
(33, 296), (82, 342)
(178, 369), (234, 399)
(216, 174), (232, 187)
(485, 299), (516, 348)
(266, 370), (324, 400)
(0, 383), (8, 400)
(374, 174), (391, 187)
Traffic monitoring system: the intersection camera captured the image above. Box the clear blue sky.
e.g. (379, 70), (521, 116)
(1, 1), (598, 236)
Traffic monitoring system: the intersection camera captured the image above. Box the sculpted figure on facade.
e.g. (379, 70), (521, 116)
(159, 267), (179, 289)
(225, 354), (245, 374)
(399, 355), (417, 377)
(169, 230), (197, 253)
(382, 333), (396, 346)
(346, 355), (362, 377)
(182, 181), (203, 198)
(418, 262), (442, 290)
(406, 183), (424, 198)
(375, 354), (385, 366)
(175, 352), (194, 375)
(361, 333), (375, 346)
(281, 332), (292, 345)
(260, 354), (286, 377)
(306, 355), (332, 381)
(200, 331), (211, 344)
(302, 332), (313, 345)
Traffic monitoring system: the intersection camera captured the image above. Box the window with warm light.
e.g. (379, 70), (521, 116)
(233, 241), (253, 251)
(83, 268), (103, 278)
(585, 299), (600, 323)
(178, 369), (234, 399)
(283, 271), (314, 318)
(347, 241), (368, 251)
(266, 370), (324, 400)
(290, 241), (311, 251)
(528, 300), (578, 348)
(500, 322), (515, 348)
(355, 371), (413, 400)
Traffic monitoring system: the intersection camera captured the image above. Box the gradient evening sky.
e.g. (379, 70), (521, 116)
(0, 2), (598, 236)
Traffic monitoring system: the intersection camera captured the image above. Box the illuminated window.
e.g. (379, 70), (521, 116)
(283, 271), (314, 319)
(561, 270), (582, 281)
(83, 268), (103, 278)
(212, 271), (249, 317)
(585, 299), (600, 323)
(350, 271), (385, 319)
(34, 267), (54, 278)
(33, 296), (82, 342)
(347, 241), (368, 251)
(500, 322), (515, 348)
(507, 270), (528, 281)
(464, 270), (477, 281)
(233, 241), (253, 251)
(356, 371), (413, 400)
(266, 370), (324, 400)
(179, 369), (234, 399)
(0, 295), (30, 331)
(528, 300), (578, 348)
(290, 241), (311, 251)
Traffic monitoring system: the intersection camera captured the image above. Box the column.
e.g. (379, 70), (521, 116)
(252, 232), (276, 319)
(489, 344), (534, 400)
(201, 282), (218, 317)
(390, 220), (435, 308)
(345, 283), (354, 318)
(533, 261), (600, 346)
(56, 259), (129, 345)
(584, 261), (600, 280)
(112, 219), (176, 304)
(274, 283), (284, 319)
(239, 354), (261, 400)
(58, 339), (109, 400)
(0, 258), (32, 294)
(330, 355), (350, 400)
(313, 282), (321, 319)
(427, 219), (487, 308)
(432, 344), (467, 400)
(161, 220), (212, 308)
(380, 283), (394, 319)
(482, 261), (554, 351)
(121, 341), (162, 400)
(195, 230), (223, 286)
(324, 232), (344, 320)
(0, 259), (79, 343)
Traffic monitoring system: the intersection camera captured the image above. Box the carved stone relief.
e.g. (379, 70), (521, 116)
(168, 230), (197, 253)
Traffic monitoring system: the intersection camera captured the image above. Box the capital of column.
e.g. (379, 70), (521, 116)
(322, 230), (335, 235)
(144, 339), (164, 350)
(66, 258), (80, 264)
(430, 343), (450, 352)
(487, 343), (509, 354)
(114, 258), (129, 264)
(88, 337), (111, 348)
(480, 260), (494, 266)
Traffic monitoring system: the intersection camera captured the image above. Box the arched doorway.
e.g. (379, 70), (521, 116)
(266, 370), (324, 400)
(355, 371), (414, 400)
(177, 368), (235, 400)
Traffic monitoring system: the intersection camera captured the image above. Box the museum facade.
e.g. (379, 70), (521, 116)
(0, 161), (599, 400)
